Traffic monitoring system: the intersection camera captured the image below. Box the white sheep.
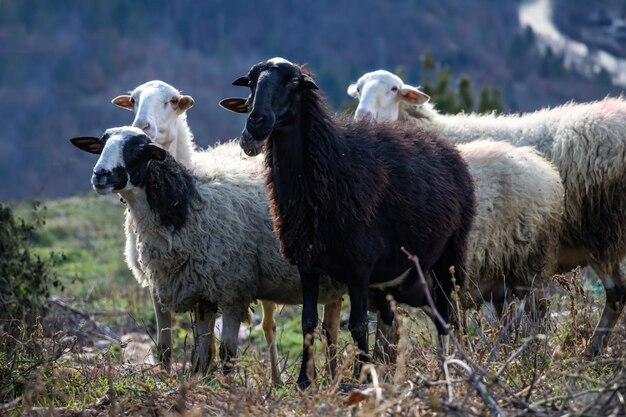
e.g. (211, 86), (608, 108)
(349, 70), (626, 355)
(112, 81), (198, 371)
(71, 127), (347, 382)
(111, 81), (344, 383)
(112, 80), (197, 168)
(456, 140), (563, 318)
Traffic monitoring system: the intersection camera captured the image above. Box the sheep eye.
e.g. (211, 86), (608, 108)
(290, 77), (300, 85)
(170, 97), (179, 104)
(391, 86), (398, 92)
(130, 97), (135, 104)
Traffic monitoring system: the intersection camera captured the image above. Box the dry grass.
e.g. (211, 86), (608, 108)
(6, 197), (623, 416)
(1, 269), (625, 417)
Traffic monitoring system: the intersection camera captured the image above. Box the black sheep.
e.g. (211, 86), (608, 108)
(221, 57), (476, 388)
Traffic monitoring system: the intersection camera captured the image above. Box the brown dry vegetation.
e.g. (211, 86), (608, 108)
(2, 267), (625, 417)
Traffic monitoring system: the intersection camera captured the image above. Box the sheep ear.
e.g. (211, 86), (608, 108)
(219, 97), (250, 114)
(301, 75), (318, 90)
(70, 136), (104, 154)
(400, 86), (430, 105)
(175, 95), (195, 112)
(347, 83), (359, 98)
(232, 76), (250, 87)
(143, 143), (167, 162)
(112, 95), (134, 111)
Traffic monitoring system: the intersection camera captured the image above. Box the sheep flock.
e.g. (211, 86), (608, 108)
(69, 58), (626, 391)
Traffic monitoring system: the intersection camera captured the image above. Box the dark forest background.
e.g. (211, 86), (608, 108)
(1, 0), (624, 200)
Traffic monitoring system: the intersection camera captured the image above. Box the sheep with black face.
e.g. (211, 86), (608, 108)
(111, 80), (346, 384)
(70, 126), (346, 382)
(221, 57), (476, 388)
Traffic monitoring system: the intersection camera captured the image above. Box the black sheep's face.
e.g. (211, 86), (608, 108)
(70, 127), (167, 195)
(239, 128), (265, 156)
(220, 57), (318, 143)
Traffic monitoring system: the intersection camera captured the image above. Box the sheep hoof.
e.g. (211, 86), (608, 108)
(338, 382), (355, 393)
(296, 377), (311, 390)
(585, 341), (603, 357)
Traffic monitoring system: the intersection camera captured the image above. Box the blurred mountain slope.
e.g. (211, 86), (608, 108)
(0, 0), (622, 200)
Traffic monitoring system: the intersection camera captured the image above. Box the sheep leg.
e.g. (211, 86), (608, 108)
(348, 283), (370, 380)
(430, 269), (453, 337)
(513, 283), (550, 325)
(371, 292), (399, 364)
(219, 314), (241, 375)
(432, 272), (452, 357)
(151, 291), (172, 371)
(429, 234), (467, 342)
(491, 281), (515, 320)
(372, 291), (394, 325)
(322, 297), (342, 379)
(260, 301), (282, 385)
(297, 271), (320, 390)
(373, 310), (399, 364)
(587, 262), (626, 355)
(491, 281), (520, 332)
(192, 303), (217, 375)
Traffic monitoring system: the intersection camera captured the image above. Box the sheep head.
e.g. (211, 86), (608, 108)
(70, 126), (166, 195)
(112, 80), (194, 147)
(221, 57), (318, 144)
(348, 70), (430, 122)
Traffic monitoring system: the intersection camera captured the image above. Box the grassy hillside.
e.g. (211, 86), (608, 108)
(17, 194), (130, 299)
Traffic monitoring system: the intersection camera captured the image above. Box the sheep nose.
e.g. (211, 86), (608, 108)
(248, 112), (265, 126)
(92, 169), (110, 183)
(136, 120), (151, 132)
(354, 108), (375, 122)
(246, 111), (275, 140)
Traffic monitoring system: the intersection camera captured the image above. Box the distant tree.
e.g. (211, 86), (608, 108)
(430, 67), (462, 113)
(490, 88), (504, 113)
(477, 86), (505, 114)
(458, 75), (474, 112)
(419, 50), (504, 115)
(422, 50), (435, 87)
(477, 87), (490, 114)
(539, 47), (566, 78)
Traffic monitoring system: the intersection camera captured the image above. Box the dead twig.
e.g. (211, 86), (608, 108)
(446, 358), (505, 417)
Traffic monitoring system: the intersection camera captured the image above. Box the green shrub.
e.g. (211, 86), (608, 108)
(0, 202), (65, 402)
